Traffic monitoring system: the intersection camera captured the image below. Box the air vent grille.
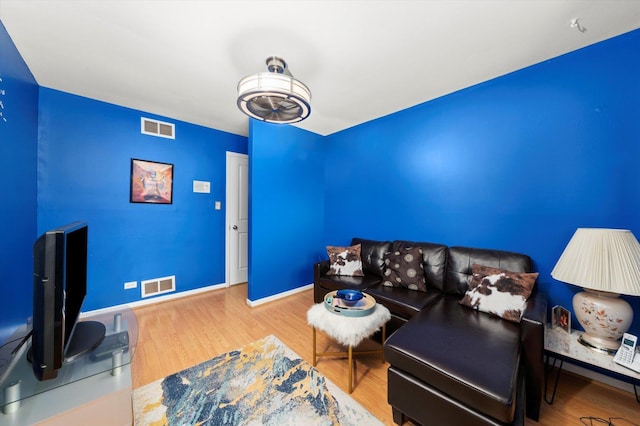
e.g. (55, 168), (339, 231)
(141, 117), (175, 139)
(141, 275), (176, 298)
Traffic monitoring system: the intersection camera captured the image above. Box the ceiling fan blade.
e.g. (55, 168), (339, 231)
(275, 99), (298, 111)
(252, 96), (278, 110)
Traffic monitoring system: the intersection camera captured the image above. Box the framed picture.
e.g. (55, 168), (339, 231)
(552, 305), (571, 333)
(130, 159), (174, 204)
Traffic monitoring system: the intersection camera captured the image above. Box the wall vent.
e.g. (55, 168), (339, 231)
(141, 117), (175, 139)
(141, 275), (176, 298)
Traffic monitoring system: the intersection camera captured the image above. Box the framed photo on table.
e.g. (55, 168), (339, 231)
(130, 159), (174, 204)
(552, 305), (571, 333)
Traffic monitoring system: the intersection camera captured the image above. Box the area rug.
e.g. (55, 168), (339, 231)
(133, 335), (384, 425)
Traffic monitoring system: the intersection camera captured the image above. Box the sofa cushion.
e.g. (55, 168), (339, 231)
(326, 244), (364, 276)
(365, 284), (441, 320)
(445, 246), (533, 296)
(384, 296), (522, 423)
(382, 247), (427, 292)
(351, 238), (392, 277)
(459, 264), (538, 322)
(316, 274), (382, 292)
(391, 240), (448, 292)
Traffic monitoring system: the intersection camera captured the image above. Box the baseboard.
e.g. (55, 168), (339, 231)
(81, 282), (228, 316)
(562, 361), (637, 395)
(246, 283), (313, 307)
(82, 281), (313, 315)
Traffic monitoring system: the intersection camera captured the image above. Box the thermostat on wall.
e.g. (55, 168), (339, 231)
(193, 180), (211, 193)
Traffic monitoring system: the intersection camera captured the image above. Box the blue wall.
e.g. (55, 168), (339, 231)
(37, 89), (247, 311)
(324, 28), (640, 336)
(0, 22), (39, 343)
(248, 120), (325, 301)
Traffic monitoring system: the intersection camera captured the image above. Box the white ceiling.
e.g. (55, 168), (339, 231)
(1, 1), (639, 137)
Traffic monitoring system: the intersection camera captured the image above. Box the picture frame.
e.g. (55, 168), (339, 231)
(552, 305), (571, 333)
(130, 159), (174, 204)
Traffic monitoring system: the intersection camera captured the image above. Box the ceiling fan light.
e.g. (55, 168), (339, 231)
(236, 57), (311, 124)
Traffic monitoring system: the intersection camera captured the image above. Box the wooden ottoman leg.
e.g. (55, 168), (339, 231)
(312, 327), (317, 366)
(348, 345), (353, 393)
(381, 324), (386, 363)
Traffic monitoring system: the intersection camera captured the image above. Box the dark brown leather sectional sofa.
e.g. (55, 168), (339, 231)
(313, 237), (546, 425)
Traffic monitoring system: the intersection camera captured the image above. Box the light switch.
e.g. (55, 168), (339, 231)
(215, 201), (222, 210)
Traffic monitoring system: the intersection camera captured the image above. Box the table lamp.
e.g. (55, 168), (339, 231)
(551, 228), (640, 354)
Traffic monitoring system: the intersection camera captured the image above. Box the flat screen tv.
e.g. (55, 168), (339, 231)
(29, 221), (106, 381)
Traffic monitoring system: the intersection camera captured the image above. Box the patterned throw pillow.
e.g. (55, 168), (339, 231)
(326, 244), (364, 276)
(459, 264), (538, 322)
(382, 247), (427, 292)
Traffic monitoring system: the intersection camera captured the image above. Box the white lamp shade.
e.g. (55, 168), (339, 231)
(551, 228), (640, 296)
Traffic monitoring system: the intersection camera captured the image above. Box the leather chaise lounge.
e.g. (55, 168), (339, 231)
(314, 238), (546, 425)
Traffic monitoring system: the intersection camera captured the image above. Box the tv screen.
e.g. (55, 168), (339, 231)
(30, 221), (105, 381)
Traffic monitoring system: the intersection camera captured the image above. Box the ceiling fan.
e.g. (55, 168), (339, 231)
(237, 56), (311, 124)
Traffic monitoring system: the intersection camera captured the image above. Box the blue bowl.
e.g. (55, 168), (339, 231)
(336, 289), (363, 306)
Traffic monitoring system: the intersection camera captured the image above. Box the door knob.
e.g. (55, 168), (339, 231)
(232, 225), (238, 230)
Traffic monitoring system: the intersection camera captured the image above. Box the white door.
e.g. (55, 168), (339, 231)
(226, 152), (249, 286)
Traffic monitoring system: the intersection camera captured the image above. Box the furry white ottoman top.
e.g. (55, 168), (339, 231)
(307, 303), (391, 347)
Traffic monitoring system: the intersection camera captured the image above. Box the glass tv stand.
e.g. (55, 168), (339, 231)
(0, 308), (137, 425)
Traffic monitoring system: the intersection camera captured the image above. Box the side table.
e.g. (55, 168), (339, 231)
(307, 301), (391, 393)
(544, 325), (640, 404)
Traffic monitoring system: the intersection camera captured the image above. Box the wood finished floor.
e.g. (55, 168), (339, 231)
(131, 284), (640, 426)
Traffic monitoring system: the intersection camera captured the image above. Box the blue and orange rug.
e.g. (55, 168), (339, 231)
(133, 335), (383, 425)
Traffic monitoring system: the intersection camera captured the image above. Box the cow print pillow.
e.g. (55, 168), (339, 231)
(326, 244), (364, 276)
(459, 264), (538, 322)
(382, 247), (427, 292)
